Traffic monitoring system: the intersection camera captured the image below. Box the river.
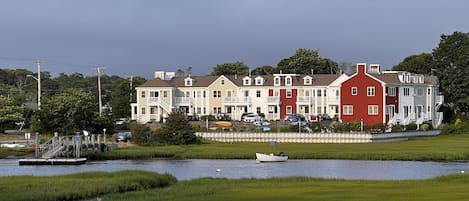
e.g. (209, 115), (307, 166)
(1, 159), (468, 180)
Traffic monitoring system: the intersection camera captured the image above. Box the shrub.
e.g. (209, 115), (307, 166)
(441, 119), (469, 135)
(406, 123), (418, 131)
(420, 123), (430, 131)
(391, 124), (405, 132)
(200, 115), (216, 121)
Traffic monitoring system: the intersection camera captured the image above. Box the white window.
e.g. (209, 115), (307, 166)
(388, 87), (396, 96)
(343, 105), (353, 115)
(256, 90), (261, 97)
(141, 91), (146, 98)
(221, 79), (225, 85)
(150, 91), (159, 97)
(213, 90), (221, 98)
(427, 88), (431, 95)
(286, 105), (292, 114)
(367, 87), (375, 96)
(243, 78), (251, 85)
(317, 89), (322, 96)
(368, 105), (378, 115)
(141, 107), (146, 115)
(285, 76), (292, 86)
(227, 91), (232, 97)
(286, 89), (292, 98)
(274, 77), (281, 86)
(163, 91), (168, 98)
(403, 88), (410, 96)
(304, 77), (312, 85)
(351, 87), (357, 96)
(244, 90), (249, 97)
(255, 77), (263, 85)
(256, 107), (261, 114)
(184, 78), (192, 86)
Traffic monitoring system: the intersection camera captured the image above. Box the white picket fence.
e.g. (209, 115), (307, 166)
(196, 130), (440, 143)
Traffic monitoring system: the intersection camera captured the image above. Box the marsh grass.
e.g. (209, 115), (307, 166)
(101, 174), (469, 201)
(0, 170), (176, 201)
(93, 134), (469, 161)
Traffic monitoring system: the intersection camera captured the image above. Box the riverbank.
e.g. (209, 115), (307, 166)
(1, 171), (468, 201)
(0, 170), (176, 201)
(90, 134), (469, 161)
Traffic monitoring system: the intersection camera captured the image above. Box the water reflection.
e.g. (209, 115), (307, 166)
(0, 159), (468, 180)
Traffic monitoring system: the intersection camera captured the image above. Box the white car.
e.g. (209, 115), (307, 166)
(243, 114), (261, 122)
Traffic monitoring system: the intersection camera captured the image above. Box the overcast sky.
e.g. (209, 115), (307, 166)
(1, 0), (468, 78)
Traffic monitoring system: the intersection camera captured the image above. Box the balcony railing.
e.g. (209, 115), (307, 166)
(223, 97), (252, 105)
(174, 97), (194, 105)
(267, 96), (280, 104)
(297, 96), (312, 104)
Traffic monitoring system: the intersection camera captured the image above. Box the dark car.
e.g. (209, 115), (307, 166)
(284, 114), (306, 122)
(115, 132), (131, 142)
(217, 113), (232, 121)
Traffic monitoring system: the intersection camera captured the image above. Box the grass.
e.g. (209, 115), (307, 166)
(0, 170), (177, 201)
(101, 174), (469, 201)
(91, 134), (469, 161)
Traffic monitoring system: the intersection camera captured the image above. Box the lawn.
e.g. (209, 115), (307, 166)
(102, 174), (469, 201)
(93, 134), (469, 161)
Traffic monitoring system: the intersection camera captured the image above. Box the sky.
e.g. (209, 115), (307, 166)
(1, 0), (468, 79)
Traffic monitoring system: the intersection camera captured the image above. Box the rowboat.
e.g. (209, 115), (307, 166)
(255, 152), (288, 162)
(215, 121), (232, 127)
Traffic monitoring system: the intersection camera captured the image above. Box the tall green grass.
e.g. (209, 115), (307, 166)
(101, 174), (469, 201)
(92, 134), (469, 161)
(0, 170), (176, 201)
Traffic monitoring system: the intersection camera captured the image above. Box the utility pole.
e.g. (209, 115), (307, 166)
(34, 60), (42, 110)
(95, 67), (106, 116)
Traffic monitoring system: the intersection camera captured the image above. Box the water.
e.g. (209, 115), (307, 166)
(1, 159), (468, 180)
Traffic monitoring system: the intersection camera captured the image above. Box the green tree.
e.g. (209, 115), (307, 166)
(157, 109), (197, 145)
(32, 89), (102, 134)
(392, 53), (434, 75)
(210, 61), (249, 76)
(277, 48), (339, 74)
(0, 95), (24, 133)
(110, 78), (131, 118)
(252, 65), (276, 75)
(128, 121), (153, 145)
(432, 32), (469, 108)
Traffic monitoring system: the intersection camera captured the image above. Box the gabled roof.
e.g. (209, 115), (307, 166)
(139, 74), (344, 88)
(139, 78), (174, 87)
(370, 73), (402, 84)
(139, 76), (220, 88)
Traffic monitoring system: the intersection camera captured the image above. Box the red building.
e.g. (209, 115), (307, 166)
(340, 63), (385, 126)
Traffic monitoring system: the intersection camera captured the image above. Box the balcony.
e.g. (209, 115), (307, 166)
(148, 97), (172, 112)
(222, 97), (252, 105)
(297, 96), (312, 104)
(174, 97), (194, 106)
(267, 96), (280, 104)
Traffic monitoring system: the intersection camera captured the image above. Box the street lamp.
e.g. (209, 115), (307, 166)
(27, 74), (40, 110)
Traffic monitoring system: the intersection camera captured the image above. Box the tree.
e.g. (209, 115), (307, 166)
(210, 61), (249, 76)
(32, 89), (103, 134)
(157, 109), (197, 145)
(277, 48), (339, 74)
(110, 78), (131, 118)
(432, 32), (469, 108)
(392, 53), (434, 75)
(252, 65), (276, 75)
(0, 95), (24, 133)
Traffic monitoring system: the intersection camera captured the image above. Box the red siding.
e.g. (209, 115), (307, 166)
(280, 88), (297, 119)
(341, 64), (384, 126)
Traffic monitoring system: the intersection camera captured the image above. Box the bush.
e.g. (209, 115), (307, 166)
(201, 115), (216, 121)
(441, 119), (469, 135)
(391, 124), (405, 132)
(406, 123), (418, 131)
(420, 123), (430, 131)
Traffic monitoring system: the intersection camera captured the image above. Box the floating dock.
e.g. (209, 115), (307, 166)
(18, 158), (87, 166)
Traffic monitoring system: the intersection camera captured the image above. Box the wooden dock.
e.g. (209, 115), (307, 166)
(18, 158), (87, 166)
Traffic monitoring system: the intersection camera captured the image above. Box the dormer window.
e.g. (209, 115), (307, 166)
(285, 76), (292, 86)
(255, 76), (264, 85)
(303, 76), (312, 85)
(274, 76), (281, 86)
(243, 77), (251, 85)
(184, 77), (193, 86)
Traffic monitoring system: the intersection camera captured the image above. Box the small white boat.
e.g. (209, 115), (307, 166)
(256, 152), (288, 162)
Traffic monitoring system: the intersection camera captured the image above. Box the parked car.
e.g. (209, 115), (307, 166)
(240, 112), (254, 121)
(253, 120), (271, 127)
(243, 114), (261, 122)
(115, 132), (131, 142)
(284, 114), (306, 122)
(217, 113), (232, 121)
